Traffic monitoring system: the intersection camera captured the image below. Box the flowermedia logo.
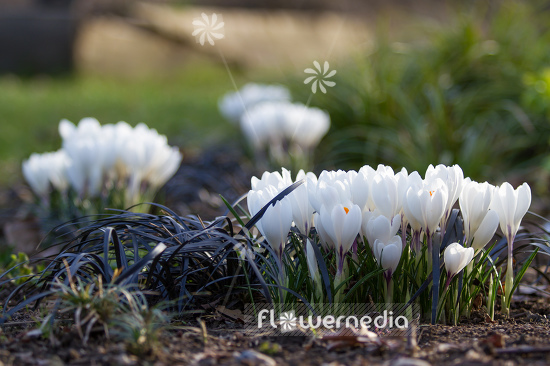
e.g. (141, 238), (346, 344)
(246, 303), (419, 337)
(304, 61), (337, 94)
(278, 311), (297, 332)
(192, 13), (225, 46)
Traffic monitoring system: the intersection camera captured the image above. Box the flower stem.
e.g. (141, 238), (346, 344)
(430, 232), (440, 324)
(503, 234), (515, 316)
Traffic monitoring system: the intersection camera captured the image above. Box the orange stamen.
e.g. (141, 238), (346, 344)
(344, 207), (350, 214)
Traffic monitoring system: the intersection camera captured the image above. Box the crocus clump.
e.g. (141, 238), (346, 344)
(246, 164), (532, 322)
(218, 83), (291, 123)
(23, 118), (182, 215)
(219, 83), (330, 170)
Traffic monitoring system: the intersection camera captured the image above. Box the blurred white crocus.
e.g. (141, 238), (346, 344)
(444, 242), (474, 280)
(59, 117), (182, 207)
(63, 136), (107, 198)
(239, 101), (330, 167)
(120, 124), (183, 203)
(218, 83), (291, 123)
(240, 102), (284, 151)
(58, 117), (102, 140)
(490, 182), (531, 314)
(459, 179), (499, 251)
(285, 104), (330, 150)
(22, 150), (70, 199)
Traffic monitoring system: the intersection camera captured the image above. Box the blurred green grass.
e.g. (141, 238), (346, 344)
(0, 60), (245, 186)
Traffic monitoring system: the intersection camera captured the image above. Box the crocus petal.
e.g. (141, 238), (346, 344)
(513, 183), (531, 231)
(444, 242), (474, 277)
(471, 209), (499, 251)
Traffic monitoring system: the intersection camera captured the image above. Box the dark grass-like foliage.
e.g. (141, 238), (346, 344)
(0, 204), (251, 322)
(1, 181), (307, 322)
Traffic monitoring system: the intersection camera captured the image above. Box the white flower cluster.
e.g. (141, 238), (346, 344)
(247, 164), (531, 282)
(219, 83), (330, 166)
(23, 118), (182, 209)
(219, 83), (291, 123)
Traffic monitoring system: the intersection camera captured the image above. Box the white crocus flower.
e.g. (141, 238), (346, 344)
(425, 164), (464, 233)
(218, 83), (291, 123)
(371, 172), (400, 222)
(397, 170), (422, 248)
(63, 137), (105, 197)
(395, 167), (408, 221)
(239, 101), (329, 164)
(247, 185), (279, 234)
(309, 171), (352, 214)
(60, 118), (108, 197)
(286, 104), (330, 150)
(22, 150), (70, 198)
(444, 242), (474, 279)
(313, 211), (334, 251)
(350, 169), (369, 212)
(362, 213), (401, 250)
(459, 179), (499, 250)
(287, 170), (316, 235)
(471, 211), (500, 251)
(374, 235), (402, 277)
(373, 235), (403, 303)
(357, 165), (377, 211)
(306, 239), (323, 301)
(404, 177), (448, 239)
(260, 199), (293, 260)
(239, 106), (275, 150)
(490, 182), (531, 313)
(319, 203), (362, 275)
(490, 182), (531, 248)
(405, 175), (448, 324)
(251, 168), (293, 192)
(58, 117), (102, 140)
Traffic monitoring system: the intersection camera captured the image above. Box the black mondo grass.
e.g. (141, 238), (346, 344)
(0, 204), (256, 322)
(1, 180), (307, 323)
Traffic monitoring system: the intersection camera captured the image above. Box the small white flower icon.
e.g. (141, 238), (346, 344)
(192, 13), (225, 46)
(279, 311), (297, 332)
(304, 61), (337, 94)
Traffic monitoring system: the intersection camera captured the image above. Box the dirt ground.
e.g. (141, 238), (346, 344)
(1, 295), (549, 366)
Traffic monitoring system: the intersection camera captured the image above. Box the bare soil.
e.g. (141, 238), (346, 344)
(1, 279), (550, 366)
